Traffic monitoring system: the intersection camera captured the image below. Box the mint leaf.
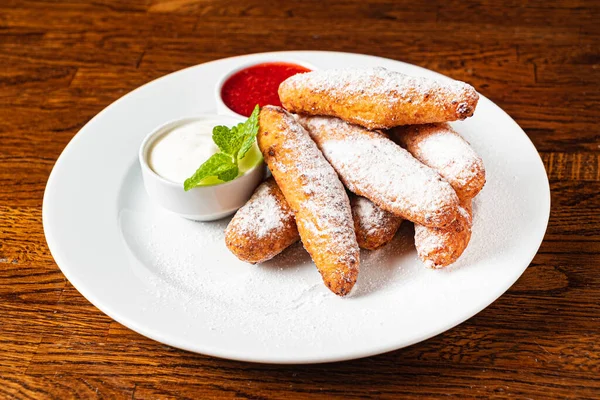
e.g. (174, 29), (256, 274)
(183, 105), (260, 191)
(213, 105), (260, 160)
(212, 125), (234, 154)
(227, 122), (247, 158)
(237, 105), (260, 159)
(217, 164), (239, 182)
(183, 153), (238, 191)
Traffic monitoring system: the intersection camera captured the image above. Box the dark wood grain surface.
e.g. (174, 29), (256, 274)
(1, 0), (599, 398)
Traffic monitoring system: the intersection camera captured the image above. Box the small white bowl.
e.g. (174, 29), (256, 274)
(215, 58), (315, 118)
(139, 115), (265, 221)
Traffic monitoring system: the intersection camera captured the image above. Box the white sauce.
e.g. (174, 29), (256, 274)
(149, 119), (221, 183)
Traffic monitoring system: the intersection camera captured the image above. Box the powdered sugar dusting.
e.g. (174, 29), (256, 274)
(351, 195), (403, 249)
(353, 195), (395, 236)
(280, 67), (479, 128)
(264, 109), (358, 261)
(120, 206), (413, 347)
(259, 107), (359, 293)
(298, 116), (459, 227)
(230, 180), (290, 239)
(286, 67), (472, 100)
(418, 132), (480, 186)
(120, 205), (416, 310)
(394, 124), (485, 200)
(414, 203), (473, 269)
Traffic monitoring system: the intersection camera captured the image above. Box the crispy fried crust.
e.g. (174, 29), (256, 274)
(297, 115), (460, 228)
(225, 178), (299, 264)
(227, 180), (400, 262)
(392, 123), (485, 201)
(414, 200), (472, 269)
(350, 194), (403, 250)
(257, 106), (360, 296)
(279, 67), (479, 130)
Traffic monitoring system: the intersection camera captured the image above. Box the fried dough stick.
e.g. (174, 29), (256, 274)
(279, 67), (479, 130)
(297, 115), (460, 228)
(257, 106), (359, 296)
(350, 194), (403, 250)
(226, 182), (402, 261)
(414, 200), (472, 269)
(225, 178), (299, 264)
(392, 123), (485, 201)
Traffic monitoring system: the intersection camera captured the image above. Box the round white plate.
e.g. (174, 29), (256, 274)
(43, 51), (550, 364)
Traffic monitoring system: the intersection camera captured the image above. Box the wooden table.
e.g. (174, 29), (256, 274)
(1, 0), (599, 398)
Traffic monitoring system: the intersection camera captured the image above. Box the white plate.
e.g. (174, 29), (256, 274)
(43, 51), (550, 364)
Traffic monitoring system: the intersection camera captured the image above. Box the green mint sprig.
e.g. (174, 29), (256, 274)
(184, 105), (260, 191)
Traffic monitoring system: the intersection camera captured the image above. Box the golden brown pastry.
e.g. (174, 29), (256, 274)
(257, 106), (360, 296)
(279, 67), (479, 130)
(225, 178), (299, 264)
(296, 115), (460, 228)
(392, 123), (485, 201)
(226, 181), (401, 263)
(414, 200), (473, 269)
(350, 194), (403, 250)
